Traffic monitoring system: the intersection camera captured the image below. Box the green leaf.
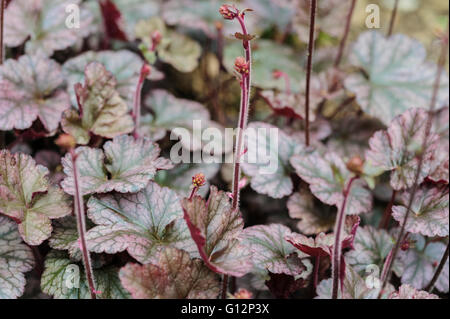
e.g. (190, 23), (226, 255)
(345, 31), (449, 125)
(0, 216), (35, 299)
(224, 40), (304, 92)
(61, 62), (134, 145)
(136, 17), (202, 73)
(0, 151), (72, 245)
(61, 135), (172, 196)
(41, 250), (130, 299)
(4, 0), (93, 56)
(0, 52), (70, 131)
(85, 182), (196, 264)
(119, 247), (220, 299)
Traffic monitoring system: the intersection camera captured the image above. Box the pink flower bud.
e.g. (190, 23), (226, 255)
(151, 30), (162, 48)
(234, 56), (249, 75)
(234, 288), (253, 299)
(219, 4), (238, 20)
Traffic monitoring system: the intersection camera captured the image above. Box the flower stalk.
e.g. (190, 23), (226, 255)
(334, 0), (356, 68)
(132, 64), (151, 139)
(387, 0), (399, 37)
(220, 4), (253, 299)
(331, 176), (358, 299)
(70, 148), (97, 299)
(378, 24), (449, 298)
(304, 0), (317, 146)
(0, 0), (4, 65)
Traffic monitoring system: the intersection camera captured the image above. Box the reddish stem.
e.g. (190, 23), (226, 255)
(332, 176), (358, 299)
(70, 149), (96, 299)
(426, 241), (449, 292)
(387, 0), (399, 37)
(133, 64), (150, 139)
(313, 255), (320, 292)
(0, 0), (4, 65)
(378, 24), (449, 298)
(379, 190), (397, 229)
(334, 0), (356, 68)
(304, 0), (317, 146)
(223, 10), (253, 300)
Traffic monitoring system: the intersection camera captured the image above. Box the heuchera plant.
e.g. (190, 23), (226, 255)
(0, 0), (449, 300)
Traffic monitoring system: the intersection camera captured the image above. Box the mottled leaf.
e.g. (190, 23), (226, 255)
(0, 216), (35, 299)
(287, 190), (336, 235)
(241, 224), (310, 278)
(291, 149), (372, 215)
(0, 151), (72, 245)
(63, 50), (162, 108)
(181, 186), (252, 277)
(224, 40), (304, 92)
(389, 284), (439, 299)
(366, 108), (440, 190)
(85, 182), (196, 264)
(346, 226), (403, 277)
(61, 62), (134, 144)
(41, 250), (130, 299)
(286, 215), (360, 258)
(345, 31), (449, 125)
(316, 265), (392, 299)
(4, 0), (93, 56)
(119, 247), (220, 299)
(245, 0), (297, 31)
(392, 185), (449, 237)
(242, 122), (303, 199)
(399, 234), (448, 293)
(61, 135), (172, 195)
(0, 52), (70, 131)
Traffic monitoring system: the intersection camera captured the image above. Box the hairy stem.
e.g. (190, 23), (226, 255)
(426, 241), (449, 292)
(70, 149), (96, 299)
(334, 0), (356, 68)
(304, 0), (317, 146)
(379, 190), (397, 229)
(133, 64), (150, 139)
(332, 176), (358, 299)
(224, 12), (253, 300)
(387, 0), (399, 37)
(378, 24), (449, 298)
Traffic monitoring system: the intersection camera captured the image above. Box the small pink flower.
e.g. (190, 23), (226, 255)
(234, 56), (249, 75)
(192, 173), (206, 188)
(238, 177), (247, 190)
(151, 30), (162, 48)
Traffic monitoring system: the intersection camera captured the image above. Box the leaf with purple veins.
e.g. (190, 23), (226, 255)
(85, 182), (196, 264)
(61, 135), (172, 196)
(0, 151), (72, 245)
(119, 247), (220, 299)
(0, 52), (70, 132)
(181, 186), (252, 277)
